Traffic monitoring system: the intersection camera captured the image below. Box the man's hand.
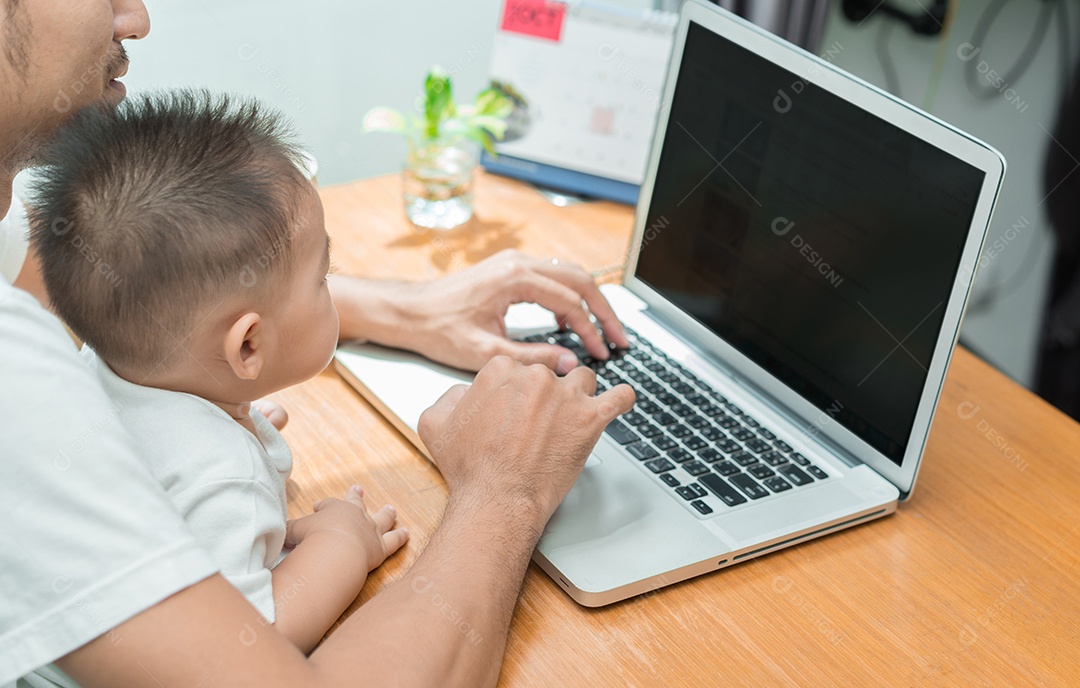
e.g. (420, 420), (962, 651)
(331, 250), (631, 374)
(418, 356), (635, 524)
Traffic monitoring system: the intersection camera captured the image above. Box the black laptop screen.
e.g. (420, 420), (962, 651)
(634, 21), (985, 465)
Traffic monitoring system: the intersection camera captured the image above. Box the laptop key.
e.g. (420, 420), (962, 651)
(653, 436), (678, 451)
(749, 464), (775, 480)
(668, 448), (693, 463)
(790, 452), (810, 466)
(714, 460), (741, 476)
(673, 382), (696, 395)
(684, 436), (708, 451)
(808, 465), (829, 480)
(659, 473), (681, 487)
(670, 424), (693, 438)
(701, 426), (725, 441)
(669, 403), (694, 417)
(729, 473), (769, 499)
(774, 439), (794, 452)
(654, 412), (678, 426)
(716, 415), (740, 429)
(643, 380), (664, 394)
(657, 392), (679, 405)
(638, 399), (660, 414)
(699, 473), (748, 507)
(686, 415), (709, 429)
(676, 483), (707, 500)
(731, 427), (756, 441)
(604, 420), (639, 445)
(730, 450), (757, 466)
(645, 458), (676, 474)
(745, 438), (773, 454)
(682, 460), (710, 476)
(623, 412), (646, 426)
(637, 423), (663, 438)
(706, 388), (728, 403)
(699, 448), (724, 463)
(760, 450), (788, 467)
(778, 464), (813, 486)
(690, 499), (714, 515)
(628, 443), (660, 461)
(758, 428), (777, 440)
(717, 439), (742, 454)
(764, 476), (793, 493)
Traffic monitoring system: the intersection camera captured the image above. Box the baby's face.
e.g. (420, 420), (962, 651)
(258, 185), (340, 391)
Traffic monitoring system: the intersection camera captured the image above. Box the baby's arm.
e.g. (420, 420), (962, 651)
(270, 485), (408, 654)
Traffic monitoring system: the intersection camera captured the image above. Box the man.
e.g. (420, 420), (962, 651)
(0, 1), (634, 686)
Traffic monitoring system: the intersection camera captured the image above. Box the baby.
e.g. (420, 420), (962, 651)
(28, 90), (408, 658)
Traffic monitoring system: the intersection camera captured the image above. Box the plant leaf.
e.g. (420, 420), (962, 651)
(475, 88), (514, 118)
(471, 115), (508, 139)
(424, 66), (454, 139)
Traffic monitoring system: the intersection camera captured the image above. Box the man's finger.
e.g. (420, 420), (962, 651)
(594, 383), (636, 425)
(532, 260), (631, 353)
(509, 272), (608, 361)
(564, 363), (598, 395)
(483, 337), (579, 375)
(418, 383), (470, 441)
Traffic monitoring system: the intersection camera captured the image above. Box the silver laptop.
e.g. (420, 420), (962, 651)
(335, 0), (1005, 607)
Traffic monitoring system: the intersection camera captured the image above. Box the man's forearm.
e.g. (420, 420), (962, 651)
(309, 490), (543, 688)
(329, 274), (418, 347)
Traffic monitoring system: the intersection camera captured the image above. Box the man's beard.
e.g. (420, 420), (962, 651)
(2, 0), (32, 78)
(5, 43), (130, 174)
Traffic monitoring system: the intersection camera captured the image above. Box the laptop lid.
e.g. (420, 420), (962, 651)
(623, 0), (1005, 496)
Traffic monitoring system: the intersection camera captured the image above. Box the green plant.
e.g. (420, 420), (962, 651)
(362, 66), (514, 154)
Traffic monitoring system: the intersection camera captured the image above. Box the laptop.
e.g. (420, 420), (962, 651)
(335, 0), (1005, 606)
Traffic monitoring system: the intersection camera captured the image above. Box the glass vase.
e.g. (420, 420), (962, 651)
(402, 137), (478, 230)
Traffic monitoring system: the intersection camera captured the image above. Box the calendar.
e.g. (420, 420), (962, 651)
(485, 0), (677, 202)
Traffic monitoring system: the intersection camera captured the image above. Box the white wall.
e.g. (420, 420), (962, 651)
(125, 0), (1071, 388)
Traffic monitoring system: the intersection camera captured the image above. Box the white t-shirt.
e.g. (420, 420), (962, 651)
(0, 207), (218, 685)
(84, 350), (293, 623)
(0, 201), (28, 284)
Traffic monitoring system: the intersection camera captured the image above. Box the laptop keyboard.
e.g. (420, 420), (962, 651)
(520, 326), (831, 518)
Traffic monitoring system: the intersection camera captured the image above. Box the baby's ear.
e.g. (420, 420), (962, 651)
(224, 312), (264, 381)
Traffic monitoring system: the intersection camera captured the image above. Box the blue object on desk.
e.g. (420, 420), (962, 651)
(481, 151), (639, 205)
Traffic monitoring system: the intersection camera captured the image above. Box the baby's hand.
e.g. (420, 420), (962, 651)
(251, 398), (289, 431)
(285, 486), (408, 573)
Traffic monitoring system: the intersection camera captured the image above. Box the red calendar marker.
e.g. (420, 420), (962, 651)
(500, 0), (566, 43)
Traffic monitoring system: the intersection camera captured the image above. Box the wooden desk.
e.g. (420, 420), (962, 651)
(276, 172), (1079, 686)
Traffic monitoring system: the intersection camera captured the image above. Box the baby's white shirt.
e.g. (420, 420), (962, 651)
(83, 348), (293, 622)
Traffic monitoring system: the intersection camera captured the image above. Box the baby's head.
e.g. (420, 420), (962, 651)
(30, 90), (339, 407)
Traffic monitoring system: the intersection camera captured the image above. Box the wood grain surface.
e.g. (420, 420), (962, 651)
(270, 172), (1078, 687)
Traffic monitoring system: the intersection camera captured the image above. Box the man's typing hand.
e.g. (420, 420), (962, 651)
(418, 356), (635, 525)
(332, 250), (630, 374)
